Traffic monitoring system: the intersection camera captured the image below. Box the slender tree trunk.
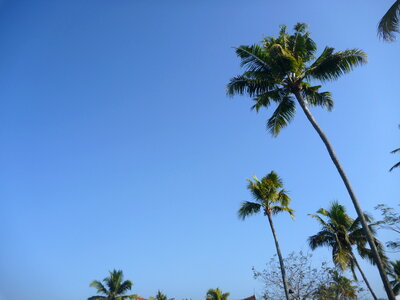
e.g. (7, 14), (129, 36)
(266, 212), (290, 300)
(293, 91), (395, 300)
(351, 253), (378, 300)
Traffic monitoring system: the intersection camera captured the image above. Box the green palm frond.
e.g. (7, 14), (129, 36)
(305, 48), (367, 81)
(90, 281), (109, 296)
(301, 83), (333, 111)
(271, 205), (294, 219)
(378, 0), (400, 41)
(238, 201), (261, 220)
(267, 95), (296, 136)
(117, 280), (133, 295)
(308, 229), (335, 250)
(226, 75), (272, 97)
(234, 45), (271, 73)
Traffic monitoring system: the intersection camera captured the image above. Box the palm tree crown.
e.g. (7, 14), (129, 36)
(309, 202), (386, 273)
(378, 1), (400, 41)
(227, 23), (366, 136)
(206, 288), (230, 300)
(239, 171), (293, 219)
(308, 202), (386, 300)
(88, 270), (136, 300)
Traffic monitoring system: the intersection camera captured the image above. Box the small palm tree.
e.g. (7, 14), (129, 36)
(206, 288), (229, 300)
(389, 260), (400, 295)
(88, 270), (137, 300)
(152, 290), (174, 300)
(308, 202), (386, 300)
(314, 270), (358, 300)
(239, 171), (294, 300)
(378, 1), (400, 41)
(226, 23), (394, 299)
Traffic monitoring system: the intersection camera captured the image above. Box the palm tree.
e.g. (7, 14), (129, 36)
(152, 290), (174, 300)
(238, 171), (294, 300)
(378, 1), (400, 41)
(88, 270), (137, 300)
(308, 202), (387, 300)
(388, 260), (400, 295)
(226, 23), (395, 299)
(206, 288), (229, 300)
(314, 270), (358, 300)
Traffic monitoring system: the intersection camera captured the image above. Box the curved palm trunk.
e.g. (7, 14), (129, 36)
(294, 91), (395, 300)
(266, 212), (290, 300)
(351, 253), (378, 300)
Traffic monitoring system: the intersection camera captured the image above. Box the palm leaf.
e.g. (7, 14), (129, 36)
(266, 95), (296, 136)
(378, 0), (400, 41)
(238, 201), (261, 220)
(305, 47), (367, 81)
(301, 84), (333, 111)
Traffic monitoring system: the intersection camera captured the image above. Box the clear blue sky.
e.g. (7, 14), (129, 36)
(0, 0), (399, 299)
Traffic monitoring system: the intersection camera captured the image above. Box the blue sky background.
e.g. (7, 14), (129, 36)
(0, 0), (399, 299)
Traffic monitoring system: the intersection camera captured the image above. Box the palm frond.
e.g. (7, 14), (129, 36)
(301, 83), (333, 111)
(305, 47), (367, 81)
(378, 0), (400, 41)
(308, 230), (335, 250)
(390, 161), (400, 171)
(266, 95), (296, 136)
(226, 75), (271, 97)
(271, 205), (294, 219)
(238, 201), (261, 220)
(117, 280), (133, 294)
(89, 281), (109, 296)
(234, 45), (271, 73)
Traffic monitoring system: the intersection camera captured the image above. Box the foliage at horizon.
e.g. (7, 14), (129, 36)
(206, 288), (230, 300)
(88, 270), (136, 300)
(313, 270), (360, 300)
(253, 251), (335, 300)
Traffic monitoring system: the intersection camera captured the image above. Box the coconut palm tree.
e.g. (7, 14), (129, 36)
(226, 23), (394, 299)
(238, 171), (294, 300)
(314, 270), (358, 300)
(206, 288), (229, 300)
(378, 1), (400, 41)
(388, 260), (400, 295)
(308, 202), (387, 300)
(88, 270), (137, 300)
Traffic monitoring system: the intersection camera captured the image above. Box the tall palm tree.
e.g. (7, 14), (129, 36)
(226, 23), (395, 299)
(378, 1), (400, 41)
(308, 202), (387, 300)
(206, 288), (230, 300)
(88, 270), (137, 300)
(238, 171), (294, 300)
(388, 260), (400, 295)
